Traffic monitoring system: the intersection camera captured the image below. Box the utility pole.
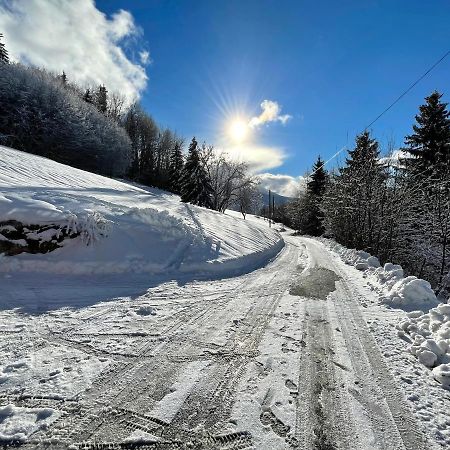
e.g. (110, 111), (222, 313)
(268, 190), (271, 228)
(272, 195), (275, 224)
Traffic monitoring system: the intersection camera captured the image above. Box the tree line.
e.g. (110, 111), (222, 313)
(0, 35), (261, 217)
(286, 91), (450, 295)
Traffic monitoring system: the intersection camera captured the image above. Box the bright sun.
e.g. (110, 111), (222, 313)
(229, 119), (249, 143)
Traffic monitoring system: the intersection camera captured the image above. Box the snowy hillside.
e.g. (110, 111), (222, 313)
(0, 146), (283, 276)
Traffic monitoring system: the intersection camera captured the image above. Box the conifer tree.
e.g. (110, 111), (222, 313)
(83, 89), (94, 104)
(58, 71), (67, 85)
(307, 155), (327, 196)
(168, 142), (184, 194)
(403, 91), (450, 179)
(0, 34), (9, 63)
(95, 85), (108, 114)
(324, 131), (385, 250)
(402, 91), (450, 288)
(302, 155), (328, 236)
(180, 137), (213, 207)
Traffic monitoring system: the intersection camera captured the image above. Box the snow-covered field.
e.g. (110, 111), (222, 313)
(0, 146), (282, 277)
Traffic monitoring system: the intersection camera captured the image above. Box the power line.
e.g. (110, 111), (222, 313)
(364, 49), (450, 130)
(312, 49), (450, 175)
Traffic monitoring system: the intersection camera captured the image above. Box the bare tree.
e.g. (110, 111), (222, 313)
(235, 178), (262, 219)
(200, 145), (255, 212)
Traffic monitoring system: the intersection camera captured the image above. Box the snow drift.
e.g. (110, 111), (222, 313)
(325, 242), (438, 308)
(321, 239), (450, 386)
(0, 146), (283, 276)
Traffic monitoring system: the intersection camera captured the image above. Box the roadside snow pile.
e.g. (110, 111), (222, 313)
(0, 146), (282, 275)
(383, 276), (437, 306)
(398, 304), (450, 387)
(325, 241), (438, 307)
(0, 404), (58, 443)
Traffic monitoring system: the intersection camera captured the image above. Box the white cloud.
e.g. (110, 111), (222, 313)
(223, 144), (287, 172)
(257, 173), (305, 198)
(379, 149), (410, 167)
(248, 100), (292, 128)
(139, 50), (151, 65)
(0, 0), (148, 101)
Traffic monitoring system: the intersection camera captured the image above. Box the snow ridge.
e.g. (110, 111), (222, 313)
(0, 146), (283, 276)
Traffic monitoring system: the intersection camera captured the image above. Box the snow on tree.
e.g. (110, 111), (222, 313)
(58, 71), (68, 85)
(200, 145), (255, 213)
(0, 63), (131, 177)
(235, 179), (262, 219)
(83, 88), (94, 104)
(401, 91), (450, 291)
(323, 131), (386, 251)
(0, 33), (9, 63)
(95, 85), (108, 114)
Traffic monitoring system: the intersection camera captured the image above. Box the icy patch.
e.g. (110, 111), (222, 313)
(0, 404), (58, 443)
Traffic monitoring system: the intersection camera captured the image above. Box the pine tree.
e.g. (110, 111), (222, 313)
(403, 91), (450, 179)
(324, 131), (385, 251)
(83, 89), (94, 104)
(168, 142), (184, 194)
(180, 137), (213, 207)
(58, 71), (67, 85)
(307, 155), (327, 196)
(95, 85), (108, 114)
(0, 34), (8, 63)
(301, 155), (328, 236)
(402, 91), (450, 289)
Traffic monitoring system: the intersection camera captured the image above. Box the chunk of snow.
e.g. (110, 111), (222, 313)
(417, 349), (437, 367)
(383, 277), (437, 306)
(432, 364), (450, 388)
(0, 404), (58, 443)
(400, 302), (450, 373)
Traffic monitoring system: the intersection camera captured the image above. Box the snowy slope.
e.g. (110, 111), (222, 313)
(0, 146), (283, 276)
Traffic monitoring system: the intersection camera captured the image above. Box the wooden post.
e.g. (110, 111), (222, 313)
(272, 196), (275, 224)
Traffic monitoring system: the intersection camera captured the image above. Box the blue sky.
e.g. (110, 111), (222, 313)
(1, 0), (448, 194)
(95, 0), (449, 180)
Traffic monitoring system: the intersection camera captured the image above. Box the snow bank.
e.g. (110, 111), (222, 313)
(398, 304), (450, 387)
(325, 241), (438, 307)
(0, 146), (282, 276)
(0, 404), (58, 443)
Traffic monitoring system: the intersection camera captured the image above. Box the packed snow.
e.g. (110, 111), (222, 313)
(0, 146), (283, 276)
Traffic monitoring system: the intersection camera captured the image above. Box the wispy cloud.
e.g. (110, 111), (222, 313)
(139, 50), (151, 65)
(0, 0), (149, 101)
(221, 144), (287, 173)
(248, 100), (292, 128)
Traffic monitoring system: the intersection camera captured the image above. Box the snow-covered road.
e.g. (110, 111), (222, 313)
(0, 234), (433, 449)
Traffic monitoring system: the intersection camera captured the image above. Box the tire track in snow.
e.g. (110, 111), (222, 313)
(298, 237), (429, 450)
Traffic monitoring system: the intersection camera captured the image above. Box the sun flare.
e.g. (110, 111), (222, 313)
(229, 118), (249, 143)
